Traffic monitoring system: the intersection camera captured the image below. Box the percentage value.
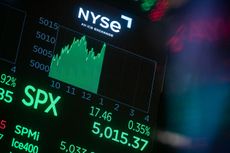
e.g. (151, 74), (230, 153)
(0, 74), (17, 88)
(128, 120), (151, 136)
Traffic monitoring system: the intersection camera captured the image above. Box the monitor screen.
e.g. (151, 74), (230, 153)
(0, 0), (166, 152)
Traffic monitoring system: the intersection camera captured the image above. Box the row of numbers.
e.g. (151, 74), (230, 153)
(60, 140), (93, 153)
(89, 106), (112, 122)
(30, 17), (58, 73)
(92, 121), (149, 151)
(50, 80), (150, 122)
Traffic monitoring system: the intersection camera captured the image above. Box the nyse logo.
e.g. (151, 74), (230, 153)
(77, 7), (133, 34)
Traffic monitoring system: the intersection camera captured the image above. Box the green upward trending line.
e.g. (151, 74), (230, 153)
(49, 36), (106, 94)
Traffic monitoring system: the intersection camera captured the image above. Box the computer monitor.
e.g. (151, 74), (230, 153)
(0, 0), (166, 152)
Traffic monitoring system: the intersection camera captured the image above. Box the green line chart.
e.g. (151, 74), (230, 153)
(50, 27), (157, 112)
(49, 36), (106, 94)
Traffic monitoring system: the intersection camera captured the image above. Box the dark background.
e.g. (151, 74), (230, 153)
(1, 0), (230, 153)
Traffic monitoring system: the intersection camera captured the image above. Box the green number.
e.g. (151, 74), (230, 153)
(5, 76), (11, 86)
(89, 106), (100, 117)
(95, 107), (100, 117)
(120, 132), (129, 145)
(60, 141), (66, 150)
(90, 107), (112, 122)
(92, 122), (101, 135)
(104, 127), (113, 139)
(128, 120), (134, 130)
(140, 125), (146, 134)
(4, 90), (13, 103)
(140, 139), (149, 151)
(101, 111), (108, 120)
(136, 122), (141, 132)
(101, 111), (112, 122)
(28, 144), (34, 153)
(23, 142), (29, 152)
(0, 88), (4, 100)
(82, 148), (87, 153)
(89, 106), (94, 116)
(0, 74), (6, 83)
(132, 136), (140, 149)
(112, 130), (120, 142)
(107, 112), (112, 122)
(0, 88), (13, 103)
(76, 146), (81, 153)
(0, 133), (4, 140)
(69, 144), (76, 153)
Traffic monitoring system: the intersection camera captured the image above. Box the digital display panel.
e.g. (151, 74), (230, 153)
(0, 0), (166, 152)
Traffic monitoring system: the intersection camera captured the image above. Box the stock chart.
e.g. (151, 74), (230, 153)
(0, 0), (166, 152)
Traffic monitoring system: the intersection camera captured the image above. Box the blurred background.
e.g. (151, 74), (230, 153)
(1, 0), (230, 152)
(106, 0), (230, 152)
(148, 0), (230, 152)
